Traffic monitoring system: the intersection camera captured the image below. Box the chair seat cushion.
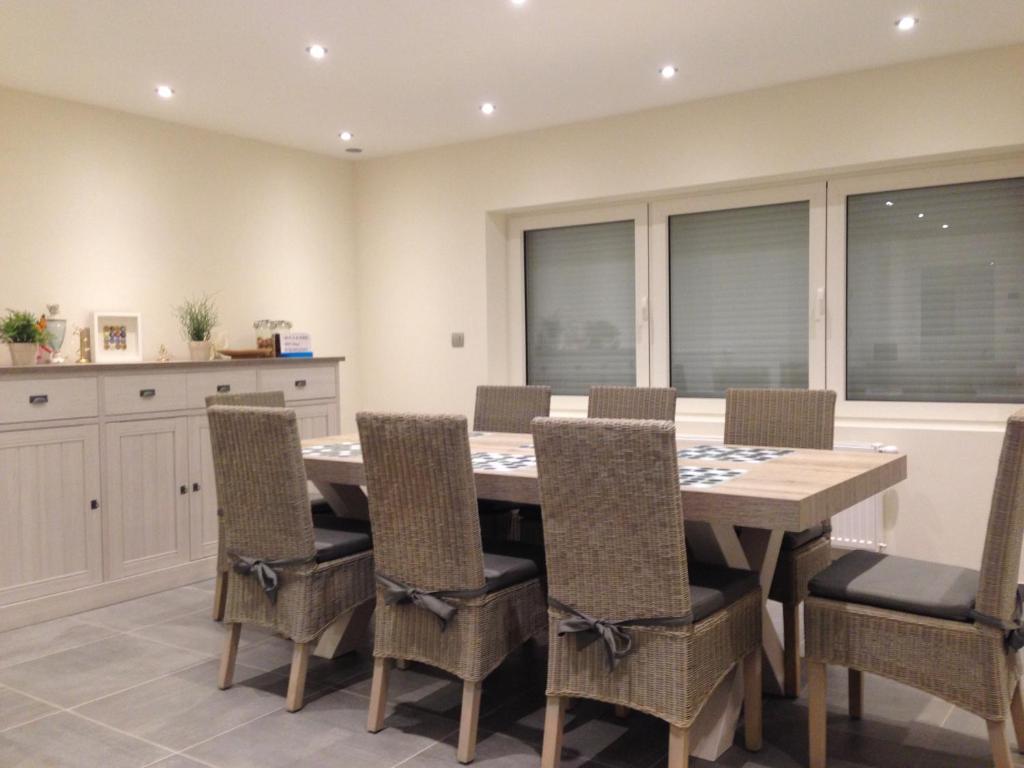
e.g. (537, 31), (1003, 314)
(782, 522), (830, 550)
(809, 549), (979, 622)
(689, 563), (760, 623)
(313, 527), (372, 563)
(482, 552), (539, 593)
(479, 499), (521, 515)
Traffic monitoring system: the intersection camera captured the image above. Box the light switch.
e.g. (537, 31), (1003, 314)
(451, 332), (465, 348)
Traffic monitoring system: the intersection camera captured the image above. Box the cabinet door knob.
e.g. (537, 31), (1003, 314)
(140, 389), (157, 398)
(294, 379), (307, 388)
(179, 485), (187, 495)
(90, 499), (99, 510)
(29, 394), (49, 405)
(216, 384), (231, 393)
(192, 482), (200, 492)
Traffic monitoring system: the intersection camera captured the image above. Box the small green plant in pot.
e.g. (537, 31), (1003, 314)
(175, 295), (219, 361)
(0, 310), (51, 366)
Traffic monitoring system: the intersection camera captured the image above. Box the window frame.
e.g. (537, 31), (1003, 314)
(649, 181), (827, 417)
(826, 156), (1024, 422)
(507, 203), (650, 412)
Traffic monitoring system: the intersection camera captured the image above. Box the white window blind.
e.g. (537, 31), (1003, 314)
(668, 201), (809, 397)
(847, 177), (1024, 403)
(525, 220), (636, 395)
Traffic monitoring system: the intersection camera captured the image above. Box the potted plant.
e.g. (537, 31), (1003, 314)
(1, 310), (52, 366)
(175, 295), (219, 361)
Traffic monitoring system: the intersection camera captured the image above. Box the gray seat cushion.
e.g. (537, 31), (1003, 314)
(483, 552), (539, 593)
(782, 521), (831, 550)
(313, 527), (372, 563)
(809, 549), (979, 622)
(689, 564), (760, 623)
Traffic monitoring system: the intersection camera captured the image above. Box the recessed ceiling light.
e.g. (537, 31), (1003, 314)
(480, 102), (496, 115)
(510, 0), (527, 5)
(885, 200), (894, 206)
(917, 212), (925, 219)
(659, 65), (678, 79)
(155, 85), (175, 99)
(942, 223), (950, 229)
(338, 131), (354, 142)
(306, 44), (327, 60)
(896, 16), (918, 31)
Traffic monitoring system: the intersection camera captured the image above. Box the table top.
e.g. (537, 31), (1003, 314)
(302, 431), (906, 532)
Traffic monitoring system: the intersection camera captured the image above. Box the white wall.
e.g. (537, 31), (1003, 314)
(353, 44), (1024, 570)
(0, 86), (359, 427)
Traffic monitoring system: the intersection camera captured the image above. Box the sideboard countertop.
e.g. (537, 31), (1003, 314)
(0, 355), (345, 376)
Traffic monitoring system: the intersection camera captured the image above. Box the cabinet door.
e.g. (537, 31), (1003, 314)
(0, 425), (101, 606)
(188, 415), (219, 560)
(293, 403), (340, 440)
(104, 417), (189, 578)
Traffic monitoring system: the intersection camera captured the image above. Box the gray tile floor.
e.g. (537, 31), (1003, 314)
(1, 580), (1021, 767)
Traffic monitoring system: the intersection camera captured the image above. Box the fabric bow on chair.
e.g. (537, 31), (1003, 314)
(231, 554), (311, 604)
(376, 573), (487, 631)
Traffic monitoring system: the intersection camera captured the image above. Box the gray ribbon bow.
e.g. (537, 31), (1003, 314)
(970, 584), (1024, 651)
(230, 553), (312, 605)
(376, 574), (487, 631)
(549, 597), (693, 671)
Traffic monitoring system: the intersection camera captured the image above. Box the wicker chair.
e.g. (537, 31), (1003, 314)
(723, 388), (836, 698)
(207, 405), (375, 712)
(473, 385), (552, 433)
(532, 417), (762, 768)
(805, 410), (1024, 768)
(357, 412), (547, 764)
(206, 390), (287, 622)
(587, 386), (677, 421)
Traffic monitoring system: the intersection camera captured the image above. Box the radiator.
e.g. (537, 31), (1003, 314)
(678, 434), (894, 552)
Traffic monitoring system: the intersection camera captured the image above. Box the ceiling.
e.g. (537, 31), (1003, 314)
(0, 1), (1022, 159)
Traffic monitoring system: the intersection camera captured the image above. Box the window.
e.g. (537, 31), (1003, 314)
(668, 202), (810, 397)
(846, 177), (1024, 403)
(524, 220), (636, 395)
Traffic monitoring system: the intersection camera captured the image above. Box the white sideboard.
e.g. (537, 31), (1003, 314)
(0, 356), (344, 631)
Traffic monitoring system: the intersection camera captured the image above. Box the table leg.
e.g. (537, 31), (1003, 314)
(312, 481), (370, 520)
(685, 522), (784, 761)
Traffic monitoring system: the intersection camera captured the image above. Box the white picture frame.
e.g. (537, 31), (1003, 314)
(92, 312), (143, 363)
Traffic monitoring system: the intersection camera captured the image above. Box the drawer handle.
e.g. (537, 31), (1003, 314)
(216, 384), (231, 393)
(29, 394), (48, 405)
(140, 388), (157, 398)
(294, 379), (307, 388)
(192, 482), (201, 492)
(179, 485), (187, 495)
(90, 499), (99, 510)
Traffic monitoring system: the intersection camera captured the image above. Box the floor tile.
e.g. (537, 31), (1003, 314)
(76, 587), (212, 631)
(0, 711), (170, 768)
(235, 634), (372, 692)
(0, 615), (116, 670)
(132, 610), (265, 657)
(0, 633), (208, 708)
(185, 578), (218, 594)
(146, 757), (212, 768)
(0, 686), (59, 731)
(76, 660), (288, 751)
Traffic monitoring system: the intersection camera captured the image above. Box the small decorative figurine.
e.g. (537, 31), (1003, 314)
(157, 344), (171, 363)
(76, 327), (91, 364)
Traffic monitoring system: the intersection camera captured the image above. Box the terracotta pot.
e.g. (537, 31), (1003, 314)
(188, 340), (213, 362)
(8, 342), (39, 366)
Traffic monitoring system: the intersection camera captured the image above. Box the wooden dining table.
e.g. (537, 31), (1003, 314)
(303, 430), (907, 761)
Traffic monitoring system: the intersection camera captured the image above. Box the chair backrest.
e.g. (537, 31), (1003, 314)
(533, 417), (691, 621)
(206, 405), (315, 562)
(724, 389), (836, 449)
(586, 386), (677, 421)
(976, 411), (1024, 624)
(357, 412), (485, 592)
(206, 390), (286, 408)
(473, 385), (552, 433)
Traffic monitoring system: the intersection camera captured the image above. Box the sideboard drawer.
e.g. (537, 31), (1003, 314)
(260, 365), (336, 402)
(0, 376), (98, 423)
(103, 374), (188, 415)
(186, 370), (260, 409)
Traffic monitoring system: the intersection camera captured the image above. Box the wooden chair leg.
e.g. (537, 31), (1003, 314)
(1010, 683), (1024, 751)
(285, 641), (311, 712)
(782, 602), (801, 698)
(367, 657), (392, 733)
(808, 660), (827, 768)
(457, 680), (482, 764)
(541, 696), (566, 768)
(667, 725), (689, 768)
(848, 669), (863, 720)
(217, 622), (241, 689)
(613, 704), (629, 719)
(212, 572), (228, 621)
(743, 649), (763, 751)
(988, 719), (1013, 768)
